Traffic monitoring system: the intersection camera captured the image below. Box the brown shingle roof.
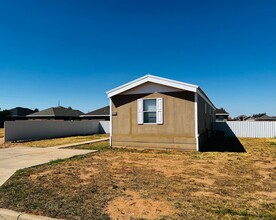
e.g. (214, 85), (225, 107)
(9, 107), (34, 117)
(85, 106), (109, 116)
(28, 106), (83, 117)
(256, 115), (276, 121)
(215, 108), (229, 115)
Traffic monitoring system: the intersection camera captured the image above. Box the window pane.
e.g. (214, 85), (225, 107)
(144, 112), (156, 123)
(143, 99), (156, 111)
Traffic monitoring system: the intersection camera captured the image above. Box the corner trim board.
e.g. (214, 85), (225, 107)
(194, 93), (199, 151)
(109, 98), (112, 147)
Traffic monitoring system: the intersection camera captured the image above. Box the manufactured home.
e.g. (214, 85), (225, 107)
(107, 75), (216, 151)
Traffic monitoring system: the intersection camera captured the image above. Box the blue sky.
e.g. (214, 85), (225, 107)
(0, 0), (275, 117)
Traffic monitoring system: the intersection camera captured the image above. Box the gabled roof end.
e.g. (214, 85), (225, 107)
(106, 74), (198, 98)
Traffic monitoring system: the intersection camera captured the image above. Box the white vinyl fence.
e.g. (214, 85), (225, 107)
(99, 121), (110, 134)
(4, 120), (110, 142)
(213, 121), (276, 138)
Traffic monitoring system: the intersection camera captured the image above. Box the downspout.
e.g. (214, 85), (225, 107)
(109, 98), (112, 147)
(194, 92), (199, 151)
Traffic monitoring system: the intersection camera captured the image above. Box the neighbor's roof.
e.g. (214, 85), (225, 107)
(106, 74), (216, 109)
(215, 108), (229, 115)
(84, 106), (110, 116)
(9, 107), (34, 117)
(27, 106), (83, 117)
(256, 115), (276, 121)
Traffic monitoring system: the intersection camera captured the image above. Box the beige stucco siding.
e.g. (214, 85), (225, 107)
(111, 91), (196, 150)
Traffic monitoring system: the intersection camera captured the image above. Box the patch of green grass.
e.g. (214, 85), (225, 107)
(48, 154), (92, 166)
(214, 207), (276, 219)
(214, 208), (250, 216)
(11, 134), (109, 147)
(70, 141), (111, 152)
(70, 141), (160, 154)
(48, 158), (68, 166)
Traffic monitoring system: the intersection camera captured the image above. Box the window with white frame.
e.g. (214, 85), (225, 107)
(137, 98), (163, 124)
(143, 99), (156, 123)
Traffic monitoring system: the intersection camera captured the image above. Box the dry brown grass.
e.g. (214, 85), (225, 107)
(0, 138), (275, 220)
(0, 128), (4, 145)
(0, 133), (109, 148)
(0, 128), (4, 138)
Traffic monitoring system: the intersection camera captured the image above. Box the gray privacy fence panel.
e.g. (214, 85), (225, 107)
(4, 120), (110, 142)
(213, 121), (276, 138)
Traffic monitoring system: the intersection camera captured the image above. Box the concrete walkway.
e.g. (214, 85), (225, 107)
(0, 208), (61, 220)
(0, 138), (108, 186)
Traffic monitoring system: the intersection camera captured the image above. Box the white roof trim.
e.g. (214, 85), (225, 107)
(27, 115), (55, 117)
(107, 74), (198, 98)
(106, 74), (216, 109)
(27, 115), (79, 117)
(197, 89), (216, 110)
(80, 115), (109, 117)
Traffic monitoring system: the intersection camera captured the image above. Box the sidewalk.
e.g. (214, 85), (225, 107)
(0, 208), (62, 220)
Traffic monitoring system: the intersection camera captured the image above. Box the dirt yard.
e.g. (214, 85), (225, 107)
(0, 133), (108, 148)
(0, 138), (275, 220)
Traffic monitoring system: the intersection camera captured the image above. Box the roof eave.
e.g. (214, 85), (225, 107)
(106, 74), (216, 109)
(197, 87), (216, 110)
(106, 74), (198, 98)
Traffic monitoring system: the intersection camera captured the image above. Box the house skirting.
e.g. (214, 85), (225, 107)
(112, 135), (197, 151)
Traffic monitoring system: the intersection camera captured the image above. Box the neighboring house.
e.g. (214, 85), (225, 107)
(27, 106), (83, 120)
(255, 115), (276, 121)
(0, 107), (35, 128)
(9, 107), (35, 119)
(81, 106), (110, 120)
(106, 74), (216, 151)
(244, 116), (256, 121)
(215, 108), (229, 122)
(234, 115), (247, 121)
(233, 114), (276, 121)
